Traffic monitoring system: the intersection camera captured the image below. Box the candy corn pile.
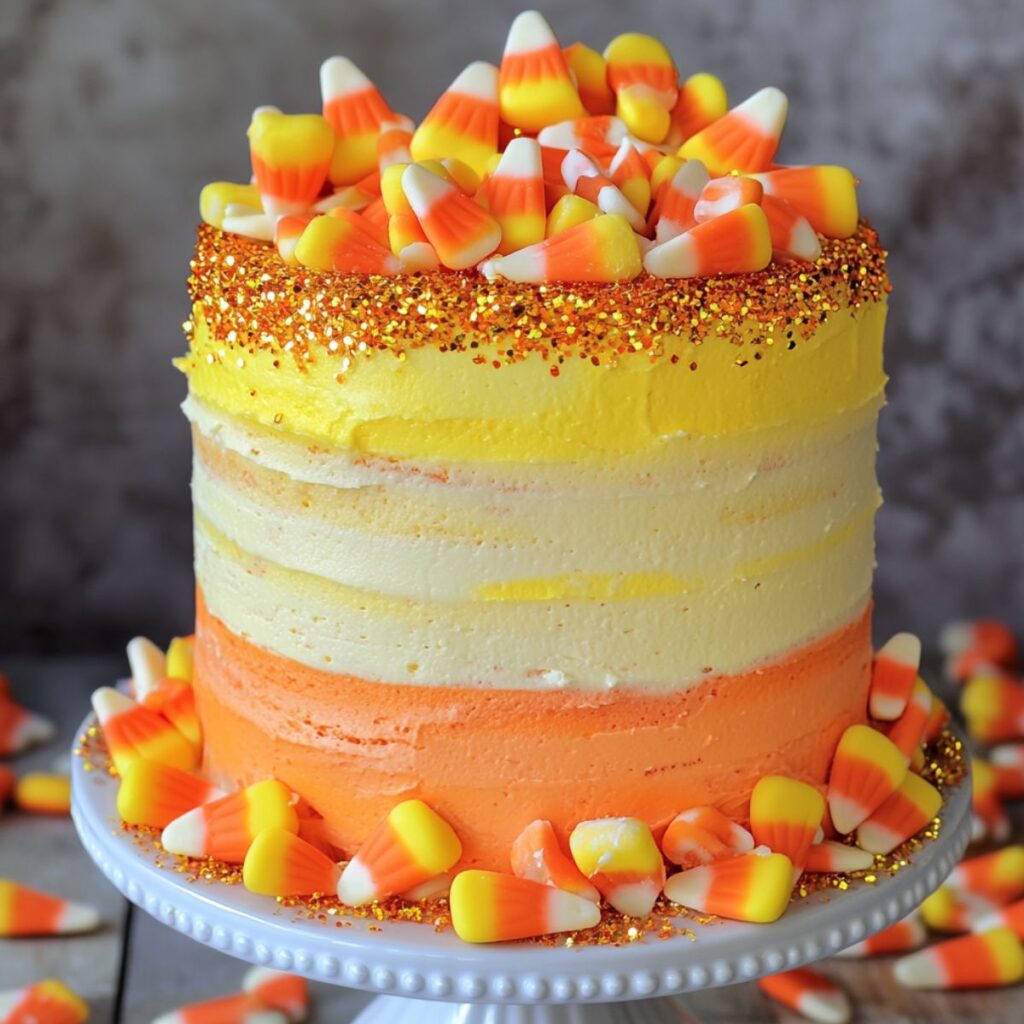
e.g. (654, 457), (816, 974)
(199, 10), (860, 284)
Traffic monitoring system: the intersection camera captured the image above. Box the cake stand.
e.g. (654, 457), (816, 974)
(71, 717), (971, 1024)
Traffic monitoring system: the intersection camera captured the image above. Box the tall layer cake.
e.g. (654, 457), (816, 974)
(177, 11), (890, 876)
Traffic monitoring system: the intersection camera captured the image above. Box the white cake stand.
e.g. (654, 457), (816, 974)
(70, 716), (971, 1024)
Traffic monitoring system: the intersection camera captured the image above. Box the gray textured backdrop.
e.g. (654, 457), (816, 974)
(1, 0), (1022, 654)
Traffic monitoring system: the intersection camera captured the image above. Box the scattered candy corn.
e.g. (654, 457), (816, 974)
(242, 968), (308, 1024)
(651, 159), (708, 243)
(990, 743), (1024, 798)
(126, 635), (166, 700)
(199, 182), (262, 230)
(0, 697), (55, 757)
(537, 115), (631, 161)
(481, 137), (546, 254)
(293, 211), (403, 275)
(561, 149), (646, 230)
(941, 619), (1019, 677)
(644, 203), (772, 278)
(567, 817), (665, 917)
(749, 775), (825, 874)
(0, 980), (88, 1024)
(243, 828), (341, 898)
(826, 724), (906, 835)
(664, 847), (793, 923)
(142, 678), (201, 750)
(836, 912), (926, 957)
(961, 670), (1024, 743)
(971, 757), (1011, 843)
(152, 993), (288, 1024)
(402, 163), (501, 269)
(161, 779), (299, 864)
(499, 11), (583, 133)
(678, 87), (787, 175)
(948, 845), (1024, 906)
(337, 799), (462, 906)
(510, 819), (599, 902)
(665, 72), (728, 148)
(856, 771), (941, 855)
(976, 899), (1024, 940)
(449, 870), (600, 943)
(480, 213), (641, 283)
(13, 773), (70, 816)
(760, 194), (821, 261)
(803, 840), (874, 874)
(248, 109), (334, 217)
(758, 968), (851, 1024)
(562, 42), (614, 115)
(165, 635), (194, 682)
(693, 174), (764, 223)
(894, 926), (1024, 989)
(661, 806), (753, 869)
(869, 632), (922, 721)
(91, 687), (196, 776)
(545, 193), (600, 236)
(116, 760), (224, 829)
(0, 880), (100, 937)
(608, 140), (651, 215)
(275, 214), (315, 266)
(920, 885), (995, 933)
(750, 165), (859, 239)
(885, 677), (933, 764)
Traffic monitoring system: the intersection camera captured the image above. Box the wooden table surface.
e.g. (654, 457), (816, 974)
(2, 656), (1022, 1023)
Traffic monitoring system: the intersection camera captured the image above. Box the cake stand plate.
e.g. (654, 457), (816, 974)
(70, 715), (971, 1024)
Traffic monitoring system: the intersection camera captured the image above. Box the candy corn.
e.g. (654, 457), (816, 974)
(803, 840), (874, 874)
(165, 635), (194, 682)
(562, 42), (614, 115)
(499, 11), (583, 133)
(411, 62), (499, 177)
(400, 872), (453, 901)
(243, 827), (341, 898)
(248, 110), (334, 217)
(920, 885), (995, 933)
(142, 678), (201, 750)
(199, 182), (262, 230)
(480, 213), (641, 283)
(923, 694), (951, 743)
(651, 159), (709, 243)
(760, 194), (821, 261)
(855, 771), (941, 855)
(399, 241), (440, 272)
(678, 87), (787, 175)
(869, 632), (922, 721)
(126, 635), (166, 700)
(961, 671), (1024, 743)
(510, 819), (599, 902)
(750, 166), (859, 239)
(894, 926), (1024, 989)
(0, 980), (88, 1024)
(971, 757), (1011, 843)
(664, 847), (793, 923)
(644, 204), (772, 279)
(401, 163), (501, 269)
(0, 697), (55, 757)
(693, 175), (764, 223)
(275, 214), (315, 266)
(757, 968), (851, 1024)
(377, 124), (413, 173)
(604, 33), (677, 108)
(561, 150), (646, 230)
(13, 773), (70, 816)
(976, 900), (1024, 940)
(449, 870), (600, 943)
(991, 743), (1024, 798)
(661, 806), (753, 869)
(948, 845), (1024, 906)
(614, 85), (672, 146)
(242, 968), (308, 1024)
(337, 799), (462, 906)
(836, 912), (926, 957)
(388, 211), (428, 255)
(826, 724), (906, 835)
(665, 73), (728, 148)
(152, 993), (288, 1024)
(608, 140), (651, 215)
(885, 676), (933, 764)
(567, 817), (665, 917)
(161, 779), (299, 863)
(293, 212), (403, 275)
(750, 775), (825, 874)
(320, 56), (399, 185)
(481, 137), (546, 254)
(0, 880), (100, 937)
(314, 170), (380, 215)
(537, 115), (631, 161)
(117, 760), (223, 829)
(941, 619), (1019, 675)
(545, 193), (600, 236)
(91, 687), (196, 776)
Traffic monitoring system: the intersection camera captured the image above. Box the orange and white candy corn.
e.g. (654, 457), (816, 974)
(991, 743), (1024, 798)
(664, 847), (793, 923)
(894, 926), (1024, 989)
(644, 203), (772, 279)
(948, 845), (1024, 906)
(970, 757), (1011, 843)
(142, 678), (201, 750)
(199, 182), (262, 230)
(856, 771), (941, 855)
(760, 194), (821, 262)
(665, 72), (728, 148)
(243, 827), (342, 898)
(803, 840), (874, 874)
(161, 779), (299, 864)
(661, 806), (753, 869)
(411, 62), (499, 177)
(750, 775), (825, 874)
(750, 166), (859, 239)
(402, 163), (501, 270)
(248, 109), (334, 217)
(510, 819), (599, 902)
(651, 159), (709, 243)
(941, 619), (1019, 675)
(921, 885), (995, 933)
(91, 687), (196, 776)
(480, 212), (642, 284)
(679, 87), (788, 175)
(498, 11), (583, 133)
(450, 870), (600, 943)
(152, 994), (287, 1024)
(0, 880), (100, 937)
(608, 140), (652, 215)
(545, 193), (600, 236)
(961, 671), (1024, 743)
(885, 676), (933, 763)
(13, 773), (70, 816)
(0, 697), (55, 757)
(165, 635), (194, 682)
(869, 632), (922, 721)
(836, 912), (926, 957)
(337, 799), (462, 906)
(561, 150), (646, 230)
(377, 124), (413, 173)
(562, 42), (614, 115)
(116, 760), (224, 829)
(976, 899), (1024, 940)
(537, 115), (631, 161)
(126, 635), (166, 700)
(242, 968), (308, 1024)
(568, 817), (665, 917)
(758, 968), (851, 1024)
(320, 56), (401, 186)
(0, 980), (88, 1024)
(481, 137), (546, 254)
(693, 174), (764, 223)
(275, 214), (315, 266)
(293, 212), (403, 275)
(827, 724), (907, 835)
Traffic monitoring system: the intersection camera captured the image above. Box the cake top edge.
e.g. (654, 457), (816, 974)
(198, 10), (869, 286)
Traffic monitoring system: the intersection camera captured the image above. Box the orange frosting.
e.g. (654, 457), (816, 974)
(193, 590), (870, 870)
